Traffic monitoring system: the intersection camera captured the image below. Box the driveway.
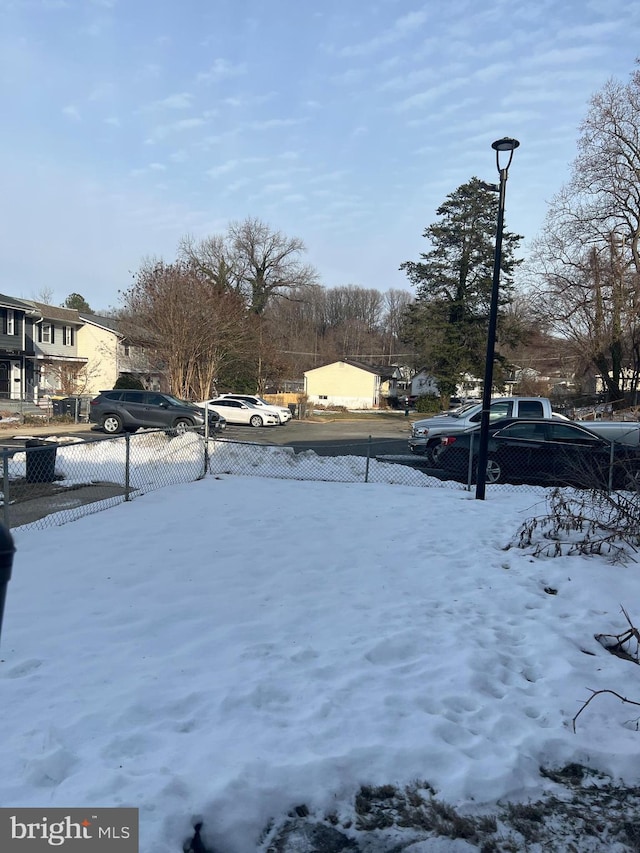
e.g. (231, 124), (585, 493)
(0, 415), (435, 469)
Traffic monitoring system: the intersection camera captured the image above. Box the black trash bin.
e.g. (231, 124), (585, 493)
(288, 403), (297, 419)
(51, 399), (63, 416)
(25, 439), (58, 484)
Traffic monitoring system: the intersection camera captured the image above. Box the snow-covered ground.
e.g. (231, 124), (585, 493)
(2, 434), (640, 852)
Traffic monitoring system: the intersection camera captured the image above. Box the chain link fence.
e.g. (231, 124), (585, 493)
(429, 427), (640, 492)
(5, 423), (637, 532)
(2, 430), (209, 531)
(20, 425), (634, 532)
(5, 430), (468, 531)
(207, 435), (458, 489)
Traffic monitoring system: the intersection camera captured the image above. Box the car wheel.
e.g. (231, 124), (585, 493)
(485, 454), (503, 484)
(425, 442), (440, 465)
(249, 414), (263, 428)
(102, 414), (123, 434)
(173, 418), (192, 434)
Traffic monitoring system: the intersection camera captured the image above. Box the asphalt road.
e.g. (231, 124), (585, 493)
(0, 415), (418, 459)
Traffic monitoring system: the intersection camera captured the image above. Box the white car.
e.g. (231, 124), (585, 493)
(217, 393), (292, 424)
(196, 398), (279, 427)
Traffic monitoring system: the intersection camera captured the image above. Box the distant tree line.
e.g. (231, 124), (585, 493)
(115, 218), (413, 400)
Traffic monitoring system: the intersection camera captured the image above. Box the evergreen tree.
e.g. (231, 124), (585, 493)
(113, 374), (145, 390)
(63, 293), (92, 313)
(401, 178), (523, 394)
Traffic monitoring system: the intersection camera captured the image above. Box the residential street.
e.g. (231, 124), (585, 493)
(0, 414), (418, 458)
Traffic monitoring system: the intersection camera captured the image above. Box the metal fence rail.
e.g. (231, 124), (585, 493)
(207, 435), (457, 489)
(2, 430), (208, 531)
(4, 431), (468, 531)
(5, 424), (635, 532)
(431, 430), (640, 492)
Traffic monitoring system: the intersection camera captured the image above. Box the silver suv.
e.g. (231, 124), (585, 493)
(89, 390), (226, 435)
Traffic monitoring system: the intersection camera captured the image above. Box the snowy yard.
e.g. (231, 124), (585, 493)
(2, 445), (640, 851)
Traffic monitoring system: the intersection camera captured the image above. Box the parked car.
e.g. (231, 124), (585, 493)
(409, 396), (570, 461)
(196, 398), (280, 427)
(436, 417), (640, 489)
(89, 390), (226, 435)
(217, 394), (292, 424)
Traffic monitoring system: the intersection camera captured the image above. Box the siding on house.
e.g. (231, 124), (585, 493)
(76, 314), (161, 394)
(304, 361), (382, 409)
(26, 303), (87, 395)
(0, 296), (39, 400)
(76, 318), (120, 394)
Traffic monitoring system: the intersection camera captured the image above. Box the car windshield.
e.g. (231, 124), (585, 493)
(165, 394), (196, 408)
(450, 403), (478, 418)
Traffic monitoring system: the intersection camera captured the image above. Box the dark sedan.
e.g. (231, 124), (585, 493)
(436, 418), (640, 489)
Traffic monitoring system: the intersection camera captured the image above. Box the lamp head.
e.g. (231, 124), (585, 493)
(491, 137), (520, 153)
(492, 137), (519, 173)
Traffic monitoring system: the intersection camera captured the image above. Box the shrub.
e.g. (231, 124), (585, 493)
(415, 395), (442, 414)
(113, 374), (145, 390)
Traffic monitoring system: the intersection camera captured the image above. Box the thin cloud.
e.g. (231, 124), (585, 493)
(145, 117), (207, 143)
(196, 59), (246, 84)
(338, 8), (429, 57)
(207, 156), (266, 179)
(249, 117), (307, 130)
(207, 160), (239, 178)
(129, 163), (167, 177)
(62, 104), (81, 121)
(396, 78), (467, 112)
(153, 93), (194, 110)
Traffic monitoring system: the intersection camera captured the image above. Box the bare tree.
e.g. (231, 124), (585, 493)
(41, 360), (102, 396)
(532, 63), (640, 405)
(120, 261), (252, 400)
(33, 286), (54, 305)
(180, 217), (320, 315)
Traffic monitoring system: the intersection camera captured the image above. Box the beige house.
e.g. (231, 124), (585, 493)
(76, 313), (160, 395)
(304, 360), (399, 409)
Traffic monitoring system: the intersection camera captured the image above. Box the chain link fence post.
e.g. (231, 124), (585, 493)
(608, 439), (615, 493)
(125, 433), (131, 501)
(467, 432), (475, 491)
(365, 435), (371, 483)
(3, 450), (10, 530)
(204, 433), (209, 478)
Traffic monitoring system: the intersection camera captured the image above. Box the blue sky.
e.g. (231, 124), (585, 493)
(1, 0), (639, 312)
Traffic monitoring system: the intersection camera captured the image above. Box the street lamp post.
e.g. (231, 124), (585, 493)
(475, 137), (519, 500)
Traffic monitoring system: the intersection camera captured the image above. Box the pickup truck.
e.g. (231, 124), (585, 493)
(408, 396), (640, 463)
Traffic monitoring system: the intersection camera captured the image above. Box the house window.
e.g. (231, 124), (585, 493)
(123, 344), (130, 357)
(40, 323), (52, 344)
(63, 326), (74, 346)
(6, 309), (14, 336)
(319, 395), (328, 400)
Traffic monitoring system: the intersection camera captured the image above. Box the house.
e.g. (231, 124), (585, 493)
(26, 302), (88, 398)
(410, 370), (439, 399)
(77, 313), (161, 395)
(408, 370), (487, 401)
(0, 294), (40, 401)
(303, 360), (400, 409)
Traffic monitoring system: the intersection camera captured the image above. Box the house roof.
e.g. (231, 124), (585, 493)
(305, 359), (399, 380)
(28, 301), (82, 324)
(0, 293), (41, 314)
(78, 312), (122, 335)
(341, 359), (399, 379)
